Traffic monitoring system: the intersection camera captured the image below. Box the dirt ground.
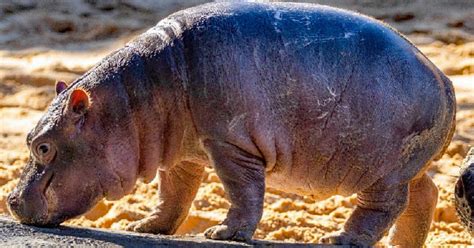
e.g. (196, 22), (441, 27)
(0, 0), (473, 246)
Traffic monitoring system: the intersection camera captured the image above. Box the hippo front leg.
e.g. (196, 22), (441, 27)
(321, 180), (409, 246)
(127, 161), (204, 234)
(202, 140), (265, 242)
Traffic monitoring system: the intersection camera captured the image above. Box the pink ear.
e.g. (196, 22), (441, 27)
(68, 89), (90, 114)
(55, 81), (68, 95)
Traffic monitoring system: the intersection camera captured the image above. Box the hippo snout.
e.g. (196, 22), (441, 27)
(6, 158), (63, 226)
(7, 188), (49, 226)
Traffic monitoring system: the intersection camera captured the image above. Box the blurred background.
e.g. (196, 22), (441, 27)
(0, 0), (473, 245)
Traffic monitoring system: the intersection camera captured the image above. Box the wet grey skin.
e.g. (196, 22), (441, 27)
(455, 148), (474, 235)
(8, 2), (456, 247)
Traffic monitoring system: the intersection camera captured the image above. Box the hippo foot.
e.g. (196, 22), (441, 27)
(320, 231), (371, 246)
(204, 224), (253, 242)
(126, 215), (173, 235)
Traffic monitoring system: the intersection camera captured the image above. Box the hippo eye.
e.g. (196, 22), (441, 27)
(35, 142), (55, 163)
(38, 143), (50, 155)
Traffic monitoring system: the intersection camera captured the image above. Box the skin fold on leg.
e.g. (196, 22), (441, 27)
(127, 161), (205, 234)
(388, 173), (438, 247)
(202, 140), (266, 242)
(321, 180), (409, 246)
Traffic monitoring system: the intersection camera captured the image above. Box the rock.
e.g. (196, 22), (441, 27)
(0, 216), (328, 247)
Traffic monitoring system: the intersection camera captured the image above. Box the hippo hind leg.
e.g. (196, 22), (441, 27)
(388, 173), (438, 247)
(320, 178), (409, 246)
(202, 139), (265, 242)
(321, 123), (447, 246)
(320, 173), (438, 246)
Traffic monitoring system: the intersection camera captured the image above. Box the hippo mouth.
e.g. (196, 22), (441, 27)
(40, 173), (63, 227)
(44, 172), (54, 195)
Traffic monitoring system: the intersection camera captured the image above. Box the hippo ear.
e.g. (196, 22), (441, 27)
(68, 89), (90, 115)
(55, 81), (68, 95)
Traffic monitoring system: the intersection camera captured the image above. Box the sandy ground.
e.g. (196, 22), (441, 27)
(0, 0), (473, 246)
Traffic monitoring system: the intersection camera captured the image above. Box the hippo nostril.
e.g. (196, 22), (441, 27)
(7, 193), (19, 208)
(6, 193), (22, 219)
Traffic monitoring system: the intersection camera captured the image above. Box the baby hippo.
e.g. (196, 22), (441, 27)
(8, 2), (455, 247)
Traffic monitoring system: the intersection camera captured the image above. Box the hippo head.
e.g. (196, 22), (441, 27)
(7, 81), (139, 226)
(454, 148), (474, 235)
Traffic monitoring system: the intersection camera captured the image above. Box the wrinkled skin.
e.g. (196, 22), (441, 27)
(8, 2), (456, 247)
(455, 148), (474, 235)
